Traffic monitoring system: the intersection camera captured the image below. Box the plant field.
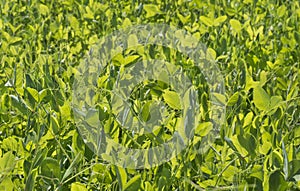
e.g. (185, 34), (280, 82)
(0, 0), (300, 190)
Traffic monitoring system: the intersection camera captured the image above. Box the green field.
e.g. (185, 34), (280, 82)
(0, 0), (300, 190)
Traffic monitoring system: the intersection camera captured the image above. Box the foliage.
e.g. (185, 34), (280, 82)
(0, 0), (299, 190)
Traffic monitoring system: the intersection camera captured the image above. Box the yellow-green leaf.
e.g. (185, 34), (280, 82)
(68, 15), (79, 30)
(71, 182), (88, 191)
(39, 4), (49, 16)
(277, 5), (286, 17)
(195, 122), (213, 136)
(50, 115), (60, 134)
(124, 55), (140, 66)
(214, 15), (227, 26)
(211, 93), (226, 106)
(124, 174), (141, 191)
(253, 86), (270, 111)
(127, 34), (139, 48)
(200, 16), (213, 27)
(144, 4), (162, 18)
(0, 151), (15, 173)
(227, 92), (239, 106)
(243, 112), (253, 127)
(207, 48), (216, 60)
(27, 87), (39, 102)
(230, 19), (242, 32)
(163, 90), (182, 110)
(116, 166), (127, 191)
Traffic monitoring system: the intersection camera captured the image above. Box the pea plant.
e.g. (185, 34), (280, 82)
(0, 0), (299, 190)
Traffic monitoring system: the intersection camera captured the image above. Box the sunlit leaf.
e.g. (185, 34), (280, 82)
(195, 122), (213, 136)
(0, 151), (15, 173)
(200, 16), (213, 27)
(227, 92), (239, 106)
(143, 4), (162, 18)
(230, 19), (242, 32)
(163, 90), (182, 110)
(71, 182), (88, 191)
(116, 166), (127, 191)
(253, 86), (270, 111)
(214, 15), (227, 26)
(39, 4), (49, 16)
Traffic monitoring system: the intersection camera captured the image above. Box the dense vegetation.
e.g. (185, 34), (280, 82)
(0, 0), (299, 190)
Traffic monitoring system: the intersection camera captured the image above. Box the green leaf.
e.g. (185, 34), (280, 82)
(163, 90), (182, 110)
(195, 122), (213, 136)
(127, 34), (139, 48)
(124, 174), (141, 191)
(289, 160), (300, 179)
(0, 151), (15, 173)
(227, 92), (239, 106)
(39, 4), (49, 15)
(112, 54), (124, 66)
(269, 96), (283, 110)
(25, 169), (37, 191)
(39, 89), (49, 102)
(231, 135), (248, 157)
(269, 171), (288, 191)
(68, 15), (79, 30)
(59, 101), (72, 120)
(124, 55), (140, 66)
(141, 101), (151, 122)
(9, 95), (30, 113)
(222, 165), (239, 181)
(246, 25), (254, 39)
(61, 153), (82, 183)
(32, 149), (47, 169)
(161, 166), (171, 179)
(144, 181), (154, 191)
(211, 93), (226, 106)
(85, 109), (99, 127)
(272, 150), (283, 168)
(253, 86), (270, 111)
(177, 11), (190, 24)
(207, 48), (216, 60)
(259, 133), (272, 155)
(214, 15), (227, 26)
(72, 130), (85, 154)
(83, 6), (94, 19)
(277, 5), (286, 17)
(26, 87), (39, 102)
(282, 142), (289, 180)
(9, 37), (22, 45)
(50, 115), (60, 134)
(88, 35), (98, 45)
(40, 158), (61, 179)
(158, 176), (167, 190)
(71, 182), (88, 191)
(200, 16), (213, 27)
(245, 67), (260, 91)
(250, 165), (263, 181)
(224, 137), (238, 153)
(2, 31), (11, 42)
(144, 4), (162, 18)
(230, 19), (242, 33)
(238, 133), (257, 157)
(243, 112), (253, 127)
(0, 177), (14, 191)
(2, 137), (18, 152)
(116, 166), (127, 191)
(259, 70), (268, 86)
